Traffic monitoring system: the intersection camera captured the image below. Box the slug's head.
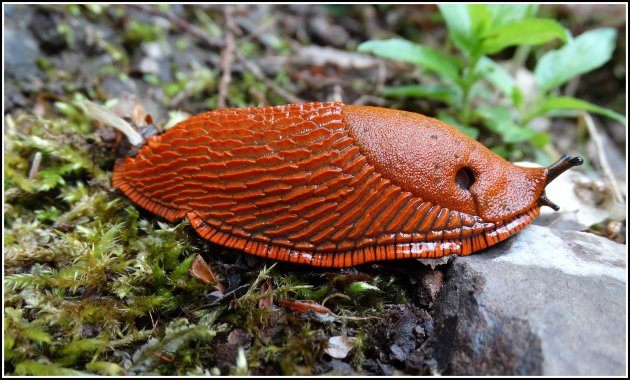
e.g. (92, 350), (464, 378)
(342, 105), (583, 223)
(439, 152), (583, 223)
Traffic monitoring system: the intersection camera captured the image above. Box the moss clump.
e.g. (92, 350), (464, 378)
(4, 93), (438, 375)
(3, 104), (401, 376)
(4, 106), (217, 375)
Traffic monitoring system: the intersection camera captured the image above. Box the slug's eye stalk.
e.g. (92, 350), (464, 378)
(455, 167), (475, 191)
(539, 194), (560, 211)
(539, 154), (584, 211)
(545, 154), (584, 187)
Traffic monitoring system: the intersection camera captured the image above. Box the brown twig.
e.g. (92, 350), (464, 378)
(28, 152), (42, 180)
(579, 112), (624, 204)
(239, 15), (276, 45)
(129, 4), (303, 104)
(217, 6), (235, 109)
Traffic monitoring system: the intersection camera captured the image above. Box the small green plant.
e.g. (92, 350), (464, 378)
(359, 4), (625, 162)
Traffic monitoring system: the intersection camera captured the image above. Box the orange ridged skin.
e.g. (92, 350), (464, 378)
(112, 102), (548, 267)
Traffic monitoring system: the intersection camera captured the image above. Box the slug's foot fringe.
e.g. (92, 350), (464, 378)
(113, 163), (188, 223)
(185, 208), (539, 267)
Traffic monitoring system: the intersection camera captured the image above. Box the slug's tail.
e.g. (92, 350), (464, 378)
(538, 154), (584, 211)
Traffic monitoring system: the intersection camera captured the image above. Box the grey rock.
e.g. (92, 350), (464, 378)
(319, 359), (359, 376)
(362, 359), (394, 376)
(417, 254), (454, 269)
(385, 305), (420, 363)
(134, 42), (172, 82)
(4, 80), (29, 111)
(5, 24), (41, 82)
(389, 343), (406, 362)
(29, 9), (68, 54)
(308, 16), (350, 48)
(431, 224), (626, 376)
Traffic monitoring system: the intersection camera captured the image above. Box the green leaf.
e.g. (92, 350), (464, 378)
(35, 206), (62, 223)
(85, 361), (127, 376)
(438, 4), (491, 58)
(535, 28), (617, 92)
(467, 4), (492, 39)
(477, 106), (548, 146)
(477, 106), (510, 126)
(538, 96), (626, 124)
(437, 4), (474, 56)
(4, 166), (35, 193)
(152, 265), (167, 288)
(490, 121), (536, 144)
(530, 131), (551, 148)
(169, 254), (196, 282)
(57, 338), (108, 366)
(345, 281), (380, 298)
(481, 19), (567, 55)
(487, 4), (539, 27)
(358, 39), (461, 81)
(437, 112), (479, 139)
(490, 145), (510, 158)
(476, 57), (522, 106)
(382, 84), (461, 105)
(15, 360), (89, 376)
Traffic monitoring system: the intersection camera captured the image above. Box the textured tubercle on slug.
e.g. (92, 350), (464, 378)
(112, 102), (581, 267)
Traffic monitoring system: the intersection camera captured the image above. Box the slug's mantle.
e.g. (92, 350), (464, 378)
(112, 102), (582, 267)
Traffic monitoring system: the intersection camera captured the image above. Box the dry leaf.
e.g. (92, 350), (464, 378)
(190, 254), (225, 293)
(278, 299), (331, 314)
(324, 336), (355, 359)
(258, 280), (273, 309)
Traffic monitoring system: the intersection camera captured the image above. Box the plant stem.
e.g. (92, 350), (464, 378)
(460, 55), (481, 126)
(521, 94), (546, 126)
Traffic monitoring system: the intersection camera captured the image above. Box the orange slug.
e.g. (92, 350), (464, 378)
(112, 102), (583, 267)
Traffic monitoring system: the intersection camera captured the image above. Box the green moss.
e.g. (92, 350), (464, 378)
(5, 6), (441, 375)
(124, 20), (166, 45)
(3, 108), (222, 374)
(4, 100), (424, 375)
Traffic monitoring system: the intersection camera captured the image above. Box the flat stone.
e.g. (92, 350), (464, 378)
(430, 224), (626, 376)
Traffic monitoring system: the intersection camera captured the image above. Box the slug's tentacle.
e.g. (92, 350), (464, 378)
(538, 154), (584, 211)
(545, 154), (584, 186)
(538, 194), (560, 211)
